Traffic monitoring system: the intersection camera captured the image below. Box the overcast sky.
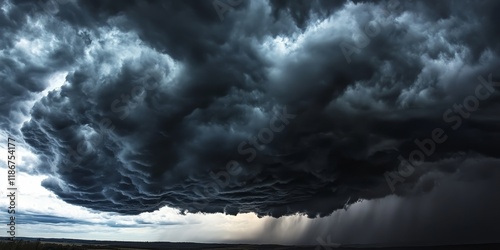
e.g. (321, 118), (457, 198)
(1, 0), (500, 246)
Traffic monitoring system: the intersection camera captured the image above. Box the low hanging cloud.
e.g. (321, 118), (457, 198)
(4, 0), (499, 219)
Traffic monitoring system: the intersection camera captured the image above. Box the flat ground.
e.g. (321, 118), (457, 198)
(0, 238), (499, 250)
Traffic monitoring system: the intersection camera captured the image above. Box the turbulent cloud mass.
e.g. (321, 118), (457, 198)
(2, 0), (500, 243)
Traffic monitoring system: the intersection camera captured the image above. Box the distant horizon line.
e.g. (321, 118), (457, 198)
(1, 236), (499, 248)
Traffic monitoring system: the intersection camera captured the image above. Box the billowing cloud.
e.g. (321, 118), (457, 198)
(3, 0), (499, 227)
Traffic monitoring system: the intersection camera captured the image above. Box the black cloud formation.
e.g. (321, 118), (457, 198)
(5, 0), (500, 219)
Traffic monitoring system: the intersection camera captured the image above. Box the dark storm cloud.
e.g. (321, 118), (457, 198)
(0, 0), (90, 137)
(256, 156), (500, 245)
(9, 0), (500, 223)
(267, 0), (345, 29)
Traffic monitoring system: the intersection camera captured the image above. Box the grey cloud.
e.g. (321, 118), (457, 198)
(3, 1), (498, 241)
